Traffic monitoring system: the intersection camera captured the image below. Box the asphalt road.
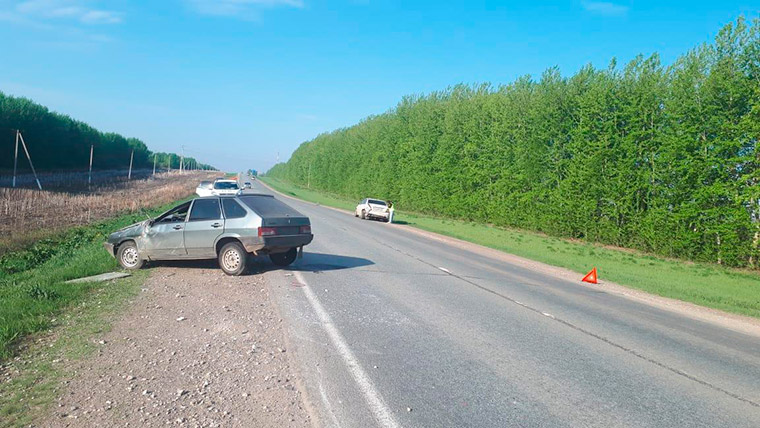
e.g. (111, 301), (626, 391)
(243, 176), (760, 427)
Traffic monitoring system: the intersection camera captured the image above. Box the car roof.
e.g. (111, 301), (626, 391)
(195, 193), (273, 199)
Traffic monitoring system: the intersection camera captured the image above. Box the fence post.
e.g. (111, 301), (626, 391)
(153, 153), (157, 175)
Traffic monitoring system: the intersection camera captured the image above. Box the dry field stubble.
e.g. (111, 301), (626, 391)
(0, 171), (216, 253)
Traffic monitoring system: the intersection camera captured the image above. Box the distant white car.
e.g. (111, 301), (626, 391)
(355, 198), (390, 222)
(242, 181), (252, 189)
(211, 179), (241, 196)
(195, 181), (214, 197)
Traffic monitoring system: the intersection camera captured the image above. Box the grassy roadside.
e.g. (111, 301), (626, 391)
(0, 199), (188, 359)
(0, 272), (147, 427)
(260, 176), (760, 319)
(0, 198), (189, 427)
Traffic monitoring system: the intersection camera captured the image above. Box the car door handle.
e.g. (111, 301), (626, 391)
(173, 225), (183, 230)
(211, 223), (222, 228)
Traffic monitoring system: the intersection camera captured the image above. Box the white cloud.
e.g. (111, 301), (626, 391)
(80, 9), (121, 24)
(581, 1), (628, 17)
(187, 0), (304, 18)
(9, 0), (122, 25)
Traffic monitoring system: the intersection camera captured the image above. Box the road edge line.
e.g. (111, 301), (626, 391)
(294, 271), (401, 428)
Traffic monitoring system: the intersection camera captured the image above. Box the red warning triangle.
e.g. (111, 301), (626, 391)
(581, 267), (598, 284)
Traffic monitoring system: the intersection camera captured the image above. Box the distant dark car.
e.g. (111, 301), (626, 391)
(104, 194), (313, 275)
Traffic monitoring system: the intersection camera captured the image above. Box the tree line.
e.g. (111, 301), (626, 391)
(269, 17), (760, 268)
(0, 92), (213, 172)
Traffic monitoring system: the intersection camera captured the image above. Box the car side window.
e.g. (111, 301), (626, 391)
(156, 202), (190, 223)
(189, 199), (221, 221)
(222, 199), (247, 219)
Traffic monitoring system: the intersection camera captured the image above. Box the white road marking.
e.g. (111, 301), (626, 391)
(438, 267), (451, 274)
(542, 312), (555, 319)
(295, 271), (401, 428)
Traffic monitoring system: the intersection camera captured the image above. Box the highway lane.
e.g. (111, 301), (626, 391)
(244, 177), (760, 427)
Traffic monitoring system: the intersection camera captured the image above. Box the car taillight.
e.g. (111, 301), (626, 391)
(299, 225), (311, 234)
(259, 227), (277, 237)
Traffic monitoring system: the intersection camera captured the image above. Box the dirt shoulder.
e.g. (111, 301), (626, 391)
(39, 262), (312, 428)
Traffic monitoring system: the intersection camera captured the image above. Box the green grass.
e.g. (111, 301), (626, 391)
(0, 270), (147, 428)
(0, 198), (190, 427)
(0, 199), (185, 360)
(261, 176), (760, 318)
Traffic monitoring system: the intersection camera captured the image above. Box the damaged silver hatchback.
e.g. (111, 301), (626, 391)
(104, 194), (313, 275)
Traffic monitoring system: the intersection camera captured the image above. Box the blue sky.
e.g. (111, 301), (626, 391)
(0, 1), (756, 172)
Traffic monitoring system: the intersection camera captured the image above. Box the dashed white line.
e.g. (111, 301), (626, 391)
(542, 312), (555, 319)
(294, 271), (401, 428)
(438, 267), (451, 274)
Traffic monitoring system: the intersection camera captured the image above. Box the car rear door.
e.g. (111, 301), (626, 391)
(184, 198), (224, 258)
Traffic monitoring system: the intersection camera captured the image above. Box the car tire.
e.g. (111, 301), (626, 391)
(218, 242), (248, 276)
(269, 247), (298, 267)
(117, 241), (144, 270)
(361, 209), (366, 220)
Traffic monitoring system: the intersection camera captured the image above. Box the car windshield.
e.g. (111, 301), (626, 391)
(214, 182), (239, 190)
(369, 199), (387, 206)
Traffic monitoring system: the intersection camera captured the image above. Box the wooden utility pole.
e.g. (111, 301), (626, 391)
(88, 145), (94, 185)
(17, 131), (42, 190)
(128, 149), (134, 180)
(12, 130), (19, 188)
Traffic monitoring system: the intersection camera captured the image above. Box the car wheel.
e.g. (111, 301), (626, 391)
(219, 242), (247, 276)
(361, 209), (366, 220)
(117, 241), (144, 270)
(269, 247), (297, 267)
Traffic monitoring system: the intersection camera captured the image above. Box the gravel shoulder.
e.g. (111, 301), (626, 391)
(40, 262), (312, 427)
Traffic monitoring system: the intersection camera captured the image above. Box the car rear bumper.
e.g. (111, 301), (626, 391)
(238, 234), (313, 254)
(262, 234), (314, 253)
(368, 211), (390, 219)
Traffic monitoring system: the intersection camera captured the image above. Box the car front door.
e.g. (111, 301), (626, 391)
(184, 198), (224, 258)
(144, 201), (190, 258)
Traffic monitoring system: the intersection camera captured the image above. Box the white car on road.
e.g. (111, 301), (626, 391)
(211, 179), (241, 196)
(195, 181), (214, 197)
(355, 198), (390, 222)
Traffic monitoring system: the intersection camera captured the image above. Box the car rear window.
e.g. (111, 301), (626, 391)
(214, 181), (239, 190)
(222, 198), (247, 219)
(189, 199), (221, 221)
(239, 195), (303, 217)
(369, 199), (387, 206)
